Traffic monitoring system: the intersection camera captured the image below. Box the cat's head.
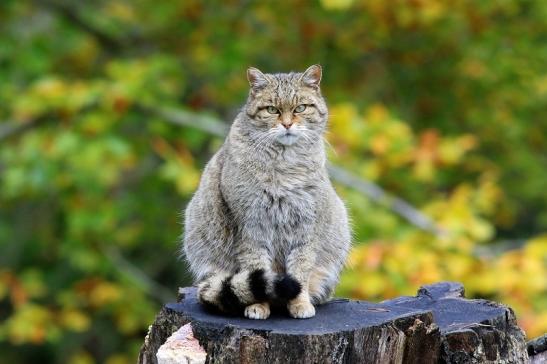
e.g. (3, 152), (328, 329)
(243, 65), (328, 147)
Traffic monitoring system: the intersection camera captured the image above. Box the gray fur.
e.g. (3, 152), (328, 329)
(182, 65), (351, 318)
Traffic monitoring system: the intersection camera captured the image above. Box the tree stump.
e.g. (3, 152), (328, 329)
(139, 282), (530, 363)
(528, 333), (547, 364)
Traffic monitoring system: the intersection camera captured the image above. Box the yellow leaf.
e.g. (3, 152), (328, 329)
(320, 0), (354, 10)
(524, 235), (547, 258)
(61, 309), (91, 332)
(4, 303), (53, 345)
(89, 281), (122, 307)
(68, 351), (95, 364)
(366, 103), (389, 124)
(357, 272), (386, 298)
(106, 354), (131, 364)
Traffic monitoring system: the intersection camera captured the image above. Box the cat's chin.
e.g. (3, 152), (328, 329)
(276, 133), (300, 146)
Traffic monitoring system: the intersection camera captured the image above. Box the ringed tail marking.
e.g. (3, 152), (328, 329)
(198, 270), (302, 314)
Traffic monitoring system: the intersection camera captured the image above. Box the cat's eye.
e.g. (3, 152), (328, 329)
(266, 106), (279, 114)
(294, 104), (306, 113)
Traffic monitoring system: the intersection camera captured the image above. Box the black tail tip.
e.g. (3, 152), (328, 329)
(200, 300), (223, 314)
(275, 274), (301, 300)
(218, 276), (245, 315)
(249, 269), (269, 302)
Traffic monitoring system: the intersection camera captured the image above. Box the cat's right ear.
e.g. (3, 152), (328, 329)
(247, 67), (269, 92)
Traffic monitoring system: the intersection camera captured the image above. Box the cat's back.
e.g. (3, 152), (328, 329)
(185, 144), (227, 216)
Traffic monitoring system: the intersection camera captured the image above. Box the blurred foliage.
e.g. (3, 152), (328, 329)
(0, 0), (546, 362)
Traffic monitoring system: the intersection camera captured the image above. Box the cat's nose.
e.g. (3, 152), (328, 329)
(282, 122), (293, 129)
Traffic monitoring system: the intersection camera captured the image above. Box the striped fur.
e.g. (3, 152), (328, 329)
(197, 269), (300, 314)
(183, 65), (351, 319)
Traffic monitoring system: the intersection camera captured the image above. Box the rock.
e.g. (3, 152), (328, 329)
(156, 323), (207, 364)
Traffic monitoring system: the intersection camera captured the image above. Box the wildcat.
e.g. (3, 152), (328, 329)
(182, 65), (350, 319)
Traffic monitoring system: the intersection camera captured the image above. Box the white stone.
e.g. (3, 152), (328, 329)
(156, 323), (207, 364)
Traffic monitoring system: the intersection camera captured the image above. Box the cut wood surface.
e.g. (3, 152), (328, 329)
(139, 282), (530, 363)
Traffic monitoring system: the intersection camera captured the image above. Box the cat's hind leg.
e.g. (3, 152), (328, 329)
(284, 244), (317, 319)
(307, 266), (337, 305)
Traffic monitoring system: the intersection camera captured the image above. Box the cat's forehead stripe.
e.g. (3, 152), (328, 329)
(259, 72), (308, 108)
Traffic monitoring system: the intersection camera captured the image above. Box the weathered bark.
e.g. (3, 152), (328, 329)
(139, 282), (529, 364)
(528, 334), (547, 364)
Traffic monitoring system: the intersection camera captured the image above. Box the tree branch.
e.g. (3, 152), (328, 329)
(102, 245), (175, 303)
(138, 104), (229, 138)
(327, 164), (444, 236)
(0, 118), (45, 142)
(33, 0), (136, 52)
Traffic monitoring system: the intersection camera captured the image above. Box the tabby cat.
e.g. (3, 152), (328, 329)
(183, 65), (350, 319)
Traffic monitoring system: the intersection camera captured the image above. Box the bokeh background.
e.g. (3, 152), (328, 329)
(1, 0), (546, 362)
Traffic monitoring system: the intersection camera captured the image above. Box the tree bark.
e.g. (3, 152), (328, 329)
(139, 282), (530, 363)
(528, 334), (547, 364)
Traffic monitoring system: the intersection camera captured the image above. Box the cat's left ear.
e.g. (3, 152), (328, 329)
(300, 64), (322, 89)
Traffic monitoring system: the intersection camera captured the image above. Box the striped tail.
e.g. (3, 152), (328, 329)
(197, 269), (301, 315)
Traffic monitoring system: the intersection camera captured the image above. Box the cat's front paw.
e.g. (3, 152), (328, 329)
(288, 300), (315, 319)
(244, 303), (270, 320)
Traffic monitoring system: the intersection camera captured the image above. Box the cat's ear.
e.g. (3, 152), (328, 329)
(247, 67), (269, 92)
(300, 64), (322, 89)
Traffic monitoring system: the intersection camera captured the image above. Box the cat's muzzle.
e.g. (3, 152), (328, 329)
(277, 131), (300, 146)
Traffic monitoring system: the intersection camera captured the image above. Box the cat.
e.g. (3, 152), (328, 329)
(182, 65), (350, 319)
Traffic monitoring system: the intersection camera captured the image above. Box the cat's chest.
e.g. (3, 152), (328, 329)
(255, 163), (318, 205)
(257, 154), (320, 190)
(255, 186), (316, 231)
(237, 169), (319, 223)
(223, 152), (323, 220)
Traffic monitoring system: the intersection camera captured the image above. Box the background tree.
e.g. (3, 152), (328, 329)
(0, 1), (545, 363)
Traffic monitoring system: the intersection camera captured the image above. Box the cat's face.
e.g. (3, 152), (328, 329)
(244, 65), (328, 147)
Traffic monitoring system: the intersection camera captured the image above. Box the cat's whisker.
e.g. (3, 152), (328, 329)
(251, 129), (275, 146)
(323, 136), (338, 157)
(300, 132), (314, 146)
(252, 129), (278, 151)
(255, 137), (272, 152)
(299, 127), (321, 144)
(252, 135), (270, 151)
